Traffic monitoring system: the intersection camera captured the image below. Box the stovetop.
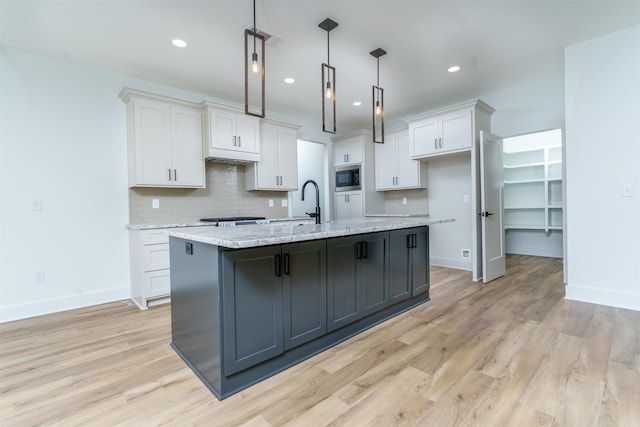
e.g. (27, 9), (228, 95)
(200, 216), (266, 223)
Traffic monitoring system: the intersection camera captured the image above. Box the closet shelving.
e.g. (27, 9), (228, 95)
(503, 145), (563, 232)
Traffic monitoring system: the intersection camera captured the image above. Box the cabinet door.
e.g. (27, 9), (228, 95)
(374, 136), (397, 190)
(333, 142), (349, 166)
(236, 115), (260, 154)
(133, 99), (172, 185)
(277, 127), (298, 190)
(411, 227), (430, 296)
(256, 125), (279, 189)
(327, 236), (361, 331)
(170, 107), (204, 187)
(395, 131), (421, 188)
(282, 241), (327, 350)
(346, 137), (363, 164)
(439, 109), (472, 152)
(209, 109), (237, 151)
(361, 232), (389, 316)
(409, 117), (439, 157)
(389, 229), (412, 304)
(334, 194), (350, 220)
(221, 246), (284, 376)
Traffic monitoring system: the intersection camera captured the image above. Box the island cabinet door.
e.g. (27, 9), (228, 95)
(389, 229), (413, 304)
(389, 227), (430, 301)
(221, 246), (284, 376)
(327, 235), (362, 332)
(360, 232), (390, 316)
(282, 241), (327, 351)
(411, 227), (430, 296)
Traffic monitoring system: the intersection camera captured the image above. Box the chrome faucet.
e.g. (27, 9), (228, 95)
(301, 179), (321, 224)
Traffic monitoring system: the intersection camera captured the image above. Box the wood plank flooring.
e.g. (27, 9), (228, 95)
(1, 255), (639, 426)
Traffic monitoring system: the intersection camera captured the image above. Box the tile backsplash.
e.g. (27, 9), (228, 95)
(383, 189), (429, 215)
(129, 162), (288, 224)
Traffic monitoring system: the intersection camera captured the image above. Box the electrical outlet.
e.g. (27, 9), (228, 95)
(622, 184), (633, 197)
(32, 199), (43, 211)
(463, 194), (470, 203)
(269, 199), (274, 207)
(281, 199), (288, 207)
(461, 249), (471, 259)
(35, 271), (46, 283)
(402, 197), (407, 205)
(152, 199), (160, 209)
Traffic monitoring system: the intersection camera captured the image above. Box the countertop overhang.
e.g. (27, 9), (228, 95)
(168, 217), (454, 249)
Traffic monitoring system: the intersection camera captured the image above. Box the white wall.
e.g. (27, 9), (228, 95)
(291, 140), (327, 220)
(0, 46), (321, 322)
(564, 26), (640, 310)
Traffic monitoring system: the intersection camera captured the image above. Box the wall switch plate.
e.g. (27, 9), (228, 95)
(281, 199), (288, 207)
(622, 184), (633, 197)
(35, 271), (45, 283)
(152, 199), (160, 209)
(269, 199), (274, 207)
(463, 194), (470, 203)
(402, 197), (407, 205)
(32, 199), (43, 211)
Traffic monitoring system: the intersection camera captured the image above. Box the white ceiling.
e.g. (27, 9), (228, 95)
(2, 0), (639, 131)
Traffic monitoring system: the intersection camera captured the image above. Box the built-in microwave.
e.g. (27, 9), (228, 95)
(335, 164), (361, 192)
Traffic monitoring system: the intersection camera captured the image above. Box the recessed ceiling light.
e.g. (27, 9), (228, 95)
(448, 65), (461, 73)
(353, 101), (362, 106)
(172, 39), (188, 48)
(284, 77), (295, 84)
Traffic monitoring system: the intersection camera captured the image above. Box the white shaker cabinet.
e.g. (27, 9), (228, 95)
(120, 89), (205, 188)
(408, 108), (473, 158)
(246, 121), (299, 191)
(333, 135), (364, 166)
(334, 192), (364, 220)
(375, 129), (427, 191)
(203, 103), (260, 162)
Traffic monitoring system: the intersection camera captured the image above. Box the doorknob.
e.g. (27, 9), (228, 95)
(478, 211), (495, 217)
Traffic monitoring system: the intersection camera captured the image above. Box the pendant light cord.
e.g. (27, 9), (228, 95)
(253, 0), (257, 54)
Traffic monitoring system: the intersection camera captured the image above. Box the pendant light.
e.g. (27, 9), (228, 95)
(319, 18), (338, 134)
(370, 48), (386, 143)
(244, 0), (265, 117)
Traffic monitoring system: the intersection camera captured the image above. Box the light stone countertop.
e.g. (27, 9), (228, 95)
(125, 216), (313, 230)
(168, 217), (454, 249)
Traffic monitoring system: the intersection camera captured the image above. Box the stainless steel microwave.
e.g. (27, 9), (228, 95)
(335, 164), (361, 191)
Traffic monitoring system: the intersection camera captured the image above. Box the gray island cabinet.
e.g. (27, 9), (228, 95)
(168, 218), (439, 399)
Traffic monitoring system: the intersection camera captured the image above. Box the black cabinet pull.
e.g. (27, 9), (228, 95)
(283, 253), (290, 275)
(275, 254), (282, 277)
(406, 235), (412, 248)
(356, 242), (363, 259)
(412, 234), (417, 248)
(362, 241), (368, 259)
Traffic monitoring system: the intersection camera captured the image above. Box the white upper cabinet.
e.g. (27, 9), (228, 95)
(375, 129), (427, 191)
(246, 121), (299, 191)
(333, 135), (364, 166)
(408, 105), (476, 159)
(120, 89), (205, 188)
(203, 102), (260, 162)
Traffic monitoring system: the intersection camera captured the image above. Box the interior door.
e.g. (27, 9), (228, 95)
(480, 131), (506, 282)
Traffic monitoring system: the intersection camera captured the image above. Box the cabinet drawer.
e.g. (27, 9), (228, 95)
(142, 243), (170, 271)
(141, 229), (171, 245)
(143, 270), (171, 298)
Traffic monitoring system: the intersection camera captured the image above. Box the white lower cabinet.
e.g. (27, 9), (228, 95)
(334, 192), (363, 220)
(129, 226), (210, 309)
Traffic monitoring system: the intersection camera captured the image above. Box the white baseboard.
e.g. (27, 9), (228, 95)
(430, 256), (472, 271)
(506, 245), (563, 258)
(0, 287), (130, 323)
(565, 284), (640, 311)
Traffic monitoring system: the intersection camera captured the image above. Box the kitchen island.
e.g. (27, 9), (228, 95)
(169, 217), (452, 399)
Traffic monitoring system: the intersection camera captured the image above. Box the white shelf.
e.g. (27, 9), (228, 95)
(503, 143), (563, 234)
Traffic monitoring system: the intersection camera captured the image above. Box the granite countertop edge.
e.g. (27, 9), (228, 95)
(125, 216), (313, 230)
(167, 217), (455, 249)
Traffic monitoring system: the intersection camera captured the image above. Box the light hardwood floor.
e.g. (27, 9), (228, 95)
(1, 255), (639, 426)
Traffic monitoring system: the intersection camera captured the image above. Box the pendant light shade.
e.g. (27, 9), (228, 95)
(370, 48), (386, 143)
(319, 18), (338, 134)
(245, 0), (265, 117)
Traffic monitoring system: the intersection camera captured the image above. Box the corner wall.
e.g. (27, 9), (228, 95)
(564, 25), (640, 310)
